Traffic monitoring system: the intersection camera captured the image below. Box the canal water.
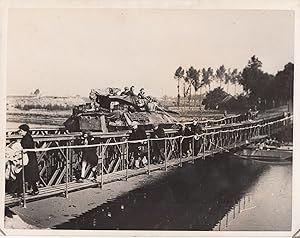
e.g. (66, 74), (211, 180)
(55, 153), (292, 231)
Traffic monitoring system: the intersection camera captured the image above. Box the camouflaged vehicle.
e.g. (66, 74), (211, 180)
(64, 88), (178, 132)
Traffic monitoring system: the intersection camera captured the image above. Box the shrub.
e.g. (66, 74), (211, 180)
(14, 103), (72, 111)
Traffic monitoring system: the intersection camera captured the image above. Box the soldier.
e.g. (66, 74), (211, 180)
(247, 108), (253, 120)
(138, 88), (146, 99)
(127, 86), (136, 96)
(120, 87), (130, 96)
(77, 131), (98, 183)
(178, 123), (193, 157)
(190, 119), (201, 156)
(128, 121), (147, 169)
(18, 124), (40, 196)
(150, 124), (166, 164)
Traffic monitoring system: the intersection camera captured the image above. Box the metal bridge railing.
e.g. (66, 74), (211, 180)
(6, 114), (292, 207)
(6, 114), (244, 139)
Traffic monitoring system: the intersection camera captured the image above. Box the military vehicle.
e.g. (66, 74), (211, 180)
(64, 88), (179, 132)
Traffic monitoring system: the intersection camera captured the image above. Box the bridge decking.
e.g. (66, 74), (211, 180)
(5, 136), (266, 207)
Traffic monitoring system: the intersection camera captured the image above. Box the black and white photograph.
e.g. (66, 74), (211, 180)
(1, 1), (299, 236)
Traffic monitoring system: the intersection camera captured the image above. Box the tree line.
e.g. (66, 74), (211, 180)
(174, 64), (242, 108)
(174, 55), (293, 111)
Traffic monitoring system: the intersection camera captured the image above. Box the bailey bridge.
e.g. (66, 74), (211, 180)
(5, 113), (293, 208)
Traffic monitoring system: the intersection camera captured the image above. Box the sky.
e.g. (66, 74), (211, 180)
(7, 8), (294, 97)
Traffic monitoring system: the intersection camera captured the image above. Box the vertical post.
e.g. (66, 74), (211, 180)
(249, 127), (252, 140)
(234, 131), (237, 148)
(147, 139), (150, 175)
(120, 142), (123, 170)
(192, 136), (195, 164)
(69, 140), (73, 180)
(233, 204), (235, 219)
(125, 142), (128, 181)
(238, 200), (241, 213)
(65, 144), (69, 198)
(248, 127), (251, 141)
(226, 212), (229, 227)
(179, 137), (182, 167)
(202, 135), (206, 160)
(21, 151), (26, 208)
(101, 145), (104, 189)
(210, 135), (213, 156)
(164, 138), (167, 171)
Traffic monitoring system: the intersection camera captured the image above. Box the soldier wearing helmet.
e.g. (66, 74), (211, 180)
(120, 87), (130, 96)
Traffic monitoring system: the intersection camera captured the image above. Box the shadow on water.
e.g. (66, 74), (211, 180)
(55, 154), (270, 230)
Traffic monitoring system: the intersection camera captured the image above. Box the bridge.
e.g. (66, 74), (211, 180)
(5, 112), (292, 208)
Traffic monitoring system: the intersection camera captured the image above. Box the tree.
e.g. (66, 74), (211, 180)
(273, 62), (294, 104)
(224, 68), (232, 94)
(174, 66), (185, 107)
(240, 55), (263, 94)
(230, 68), (240, 96)
(221, 94), (250, 111)
(240, 55), (274, 108)
(190, 69), (202, 106)
(202, 67), (214, 92)
(186, 66), (200, 108)
(216, 65), (226, 88)
(202, 87), (229, 110)
(182, 72), (189, 110)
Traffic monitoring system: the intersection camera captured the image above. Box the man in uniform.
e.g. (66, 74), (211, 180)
(128, 121), (147, 168)
(190, 119), (202, 156)
(178, 123), (193, 157)
(150, 124), (166, 164)
(127, 86), (136, 96)
(138, 88), (146, 99)
(120, 87), (129, 96)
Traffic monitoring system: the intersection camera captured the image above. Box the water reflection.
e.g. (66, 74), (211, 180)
(55, 154), (291, 230)
(213, 193), (254, 231)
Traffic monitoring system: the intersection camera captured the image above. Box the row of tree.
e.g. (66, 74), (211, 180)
(174, 55), (294, 111)
(174, 65), (242, 108)
(240, 55), (293, 108)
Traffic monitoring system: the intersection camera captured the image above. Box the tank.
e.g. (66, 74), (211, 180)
(64, 88), (179, 132)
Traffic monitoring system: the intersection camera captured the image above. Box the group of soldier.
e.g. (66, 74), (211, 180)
(76, 119), (201, 179)
(5, 121), (202, 197)
(120, 86), (145, 99)
(127, 120), (201, 169)
(120, 86), (157, 112)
